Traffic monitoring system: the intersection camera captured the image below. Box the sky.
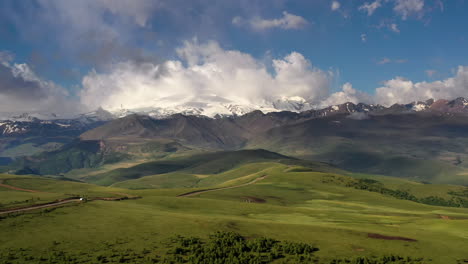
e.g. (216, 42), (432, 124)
(1, 0), (468, 115)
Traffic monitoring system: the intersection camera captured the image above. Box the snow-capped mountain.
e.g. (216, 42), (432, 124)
(107, 96), (312, 119)
(272, 96), (312, 112)
(0, 112), (59, 122)
(76, 107), (115, 123)
(0, 109), (113, 136)
(104, 96), (468, 120)
(0, 119), (86, 136)
(112, 104), (270, 119)
(2, 97), (468, 136)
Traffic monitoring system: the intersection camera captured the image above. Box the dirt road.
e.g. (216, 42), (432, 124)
(177, 175), (267, 197)
(0, 180), (45, 193)
(0, 199), (81, 216)
(0, 180), (140, 216)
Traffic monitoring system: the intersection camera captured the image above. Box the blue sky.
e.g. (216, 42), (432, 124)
(0, 0), (468, 114)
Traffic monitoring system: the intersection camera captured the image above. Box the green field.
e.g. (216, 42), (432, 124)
(1, 152), (467, 263)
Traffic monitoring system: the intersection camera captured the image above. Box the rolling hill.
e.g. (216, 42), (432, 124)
(75, 149), (336, 186)
(1, 159), (467, 263)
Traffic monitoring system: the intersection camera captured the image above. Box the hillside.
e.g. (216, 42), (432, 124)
(78, 149), (323, 186)
(8, 99), (468, 185)
(1, 162), (467, 263)
(248, 113), (468, 185)
(10, 140), (130, 176)
(76, 110), (468, 185)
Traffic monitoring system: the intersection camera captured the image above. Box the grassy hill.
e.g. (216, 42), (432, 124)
(10, 138), (196, 176)
(1, 161), (467, 263)
(247, 114), (468, 186)
(80, 149), (327, 186)
(11, 140), (125, 175)
(0, 174), (130, 210)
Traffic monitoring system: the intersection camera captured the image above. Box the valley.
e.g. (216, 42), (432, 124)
(1, 100), (468, 263)
(1, 151), (467, 263)
(3, 2), (468, 263)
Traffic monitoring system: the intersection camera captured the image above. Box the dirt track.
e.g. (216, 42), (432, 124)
(0, 180), (45, 193)
(0, 199), (81, 216)
(177, 175), (267, 197)
(0, 180), (140, 216)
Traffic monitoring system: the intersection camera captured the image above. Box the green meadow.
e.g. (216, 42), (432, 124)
(1, 157), (467, 263)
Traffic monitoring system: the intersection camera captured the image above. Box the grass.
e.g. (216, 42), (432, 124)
(0, 174), (129, 210)
(347, 172), (468, 199)
(81, 149), (301, 186)
(0, 163), (467, 263)
(248, 129), (468, 186)
(112, 162), (276, 189)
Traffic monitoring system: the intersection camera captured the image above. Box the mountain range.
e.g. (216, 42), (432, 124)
(3, 97), (468, 186)
(3, 97), (468, 125)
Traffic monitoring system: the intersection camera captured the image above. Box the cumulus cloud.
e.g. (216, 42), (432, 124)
(323, 67), (468, 108)
(232, 11), (309, 31)
(6, 38), (468, 116)
(6, 38), (467, 117)
(0, 53), (80, 115)
(79, 40), (331, 112)
(359, 0), (382, 16)
(331, 1), (341, 11)
(375, 66), (468, 106)
(393, 0), (425, 20)
(320, 83), (371, 107)
(81, 40), (468, 113)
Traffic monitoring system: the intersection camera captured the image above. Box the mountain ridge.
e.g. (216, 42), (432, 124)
(3, 97), (468, 125)
(6, 96), (468, 185)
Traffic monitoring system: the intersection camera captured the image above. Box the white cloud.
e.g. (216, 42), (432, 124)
(78, 60), (468, 113)
(389, 23), (400, 33)
(375, 66), (468, 106)
(320, 83), (371, 107)
(232, 16), (243, 26)
(361, 33), (367, 43)
(331, 1), (341, 11)
(324, 67), (468, 107)
(360, 0), (425, 19)
(6, 37), (468, 116)
(359, 0), (382, 16)
(394, 0), (425, 20)
(232, 11), (309, 31)
(0, 54), (80, 115)
(80, 40), (331, 112)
